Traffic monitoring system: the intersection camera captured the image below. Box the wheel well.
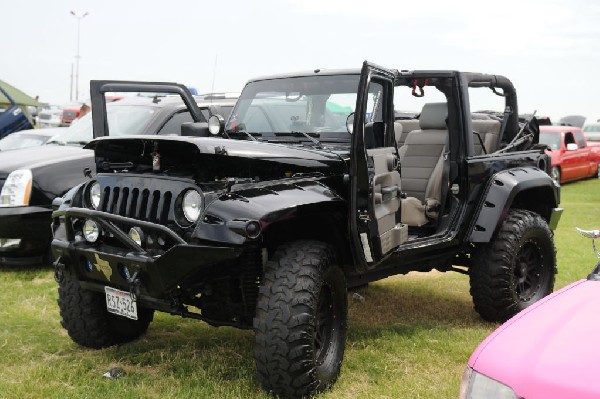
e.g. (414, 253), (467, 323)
(262, 212), (351, 265)
(511, 186), (558, 222)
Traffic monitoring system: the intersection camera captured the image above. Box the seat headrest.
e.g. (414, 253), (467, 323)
(419, 102), (448, 130)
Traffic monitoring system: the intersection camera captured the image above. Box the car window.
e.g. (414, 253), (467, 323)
(564, 132), (576, 146)
(574, 131), (586, 148)
(158, 111), (193, 135)
(0, 134), (49, 150)
(539, 132), (561, 150)
(47, 104), (157, 145)
(583, 124), (600, 132)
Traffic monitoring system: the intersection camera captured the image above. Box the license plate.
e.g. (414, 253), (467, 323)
(105, 286), (138, 320)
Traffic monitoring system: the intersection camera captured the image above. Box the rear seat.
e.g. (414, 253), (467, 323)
(472, 118), (501, 155)
(394, 119), (421, 147)
(398, 103), (448, 226)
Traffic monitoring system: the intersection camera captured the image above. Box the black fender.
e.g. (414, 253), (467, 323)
(466, 167), (559, 243)
(193, 179), (347, 246)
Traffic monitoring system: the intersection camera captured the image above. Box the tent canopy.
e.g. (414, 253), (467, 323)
(0, 80), (45, 107)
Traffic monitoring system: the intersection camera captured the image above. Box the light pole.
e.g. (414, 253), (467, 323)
(70, 10), (89, 102)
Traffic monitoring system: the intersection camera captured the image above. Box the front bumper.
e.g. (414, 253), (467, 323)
(0, 206), (52, 265)
(52, 207), (242, 298)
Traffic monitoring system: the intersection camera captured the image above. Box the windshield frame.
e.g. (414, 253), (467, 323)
(225, 74), (361, 144)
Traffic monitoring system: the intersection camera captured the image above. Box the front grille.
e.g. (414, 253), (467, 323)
(39, 114), (51, 120)
(100, 186), (173, 224)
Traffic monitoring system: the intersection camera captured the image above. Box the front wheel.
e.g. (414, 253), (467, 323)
(470, 209), (556, 322)
(254, 241), (347, 398)
(58, 279), (154, 349)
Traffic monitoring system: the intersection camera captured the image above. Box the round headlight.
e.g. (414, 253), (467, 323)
(83, 219), (100, 243)
(182, 190), (202, 222)
(89, 182), (101, 209)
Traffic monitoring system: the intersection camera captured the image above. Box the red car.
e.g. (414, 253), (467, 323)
(60, 95), (123, 126)
(539, 125), (600, 183)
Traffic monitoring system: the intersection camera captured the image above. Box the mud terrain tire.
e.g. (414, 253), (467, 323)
(254, 240), (347, 398)
(58, 279), (154, 348)
(470, 209), (556, 322)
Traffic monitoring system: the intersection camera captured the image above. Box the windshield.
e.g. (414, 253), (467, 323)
(225, 75), (359, 141)
(47, 104), (156, 145)
(0, 133), (51, 151)
(539, 132), (561, 150)
(584, 124), (600, 132)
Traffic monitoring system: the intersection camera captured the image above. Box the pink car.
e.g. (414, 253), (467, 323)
(460, 228), (600, 399)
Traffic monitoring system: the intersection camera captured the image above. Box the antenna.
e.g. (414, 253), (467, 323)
(210, 53), (218, 104)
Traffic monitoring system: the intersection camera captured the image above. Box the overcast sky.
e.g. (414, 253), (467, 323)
(3, 0), (600, 122)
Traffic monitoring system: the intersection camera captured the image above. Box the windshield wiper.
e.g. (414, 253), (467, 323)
(66, 141), (90, 146)
(46, 140), (66, 146)
(225, 129), (260, 142)
(274, 131), (322, 148)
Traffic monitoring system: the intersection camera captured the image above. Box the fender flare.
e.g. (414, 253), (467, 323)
(193, 180), (347, 245)
(466, 167), (559, 243)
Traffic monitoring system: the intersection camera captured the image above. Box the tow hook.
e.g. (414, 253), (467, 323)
(128, 271), (141, 301)
(53, 256), (66, 283)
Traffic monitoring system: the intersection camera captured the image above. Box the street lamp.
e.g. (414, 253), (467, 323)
(70, 10), (89, 102)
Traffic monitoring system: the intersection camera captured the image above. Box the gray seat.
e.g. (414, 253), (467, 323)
(394, 119), (420, 147)
(472, 119), (501, 154)
(398, 103), (448, 226)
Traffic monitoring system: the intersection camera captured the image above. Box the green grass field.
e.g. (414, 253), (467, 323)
(1, 179), (599, 398)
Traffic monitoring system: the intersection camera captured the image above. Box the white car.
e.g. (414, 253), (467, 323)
(583, 122), (600, 142)
(37, 105), (63, 128)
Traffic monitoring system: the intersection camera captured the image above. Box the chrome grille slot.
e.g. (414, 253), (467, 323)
(100, 186), (174, 223)
(95, 176), (196, 227)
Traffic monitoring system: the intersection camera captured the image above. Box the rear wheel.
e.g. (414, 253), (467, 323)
(596, 162), (600, 178)
(254, 241), (347, 398)
(470, 209), (556, 322)
(58, 279), (154, 348)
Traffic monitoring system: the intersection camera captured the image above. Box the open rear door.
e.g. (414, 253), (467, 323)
(350, 62), (405, 270)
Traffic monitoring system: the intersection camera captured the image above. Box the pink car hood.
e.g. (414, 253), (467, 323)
(468, 280), (600, 399)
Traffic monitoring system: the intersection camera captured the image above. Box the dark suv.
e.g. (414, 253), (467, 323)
(52, 63), (562, 398)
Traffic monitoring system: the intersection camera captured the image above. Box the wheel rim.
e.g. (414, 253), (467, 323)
(514, 240), (545, 302)
(315, 284), (335, 366)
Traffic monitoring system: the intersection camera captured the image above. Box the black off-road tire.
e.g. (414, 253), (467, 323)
(254, 241), (347, 398)
(58, 279), (154, 349)
(470, 209), (556, 322)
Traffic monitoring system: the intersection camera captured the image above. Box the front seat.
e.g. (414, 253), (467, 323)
(398, 102), (448, 227)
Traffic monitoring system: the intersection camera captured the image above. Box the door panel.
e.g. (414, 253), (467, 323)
(349, 61), (401, 269)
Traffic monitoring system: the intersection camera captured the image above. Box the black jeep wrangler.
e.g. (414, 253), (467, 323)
(51, 63), (562, 398)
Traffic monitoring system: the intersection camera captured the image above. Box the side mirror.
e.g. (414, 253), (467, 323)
(208, 114), (225, 135)
(181, 122), (210, 136)
(566, 143), (578, 151)
(346, 112), (355, 134)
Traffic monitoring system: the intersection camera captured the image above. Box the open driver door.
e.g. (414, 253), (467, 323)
(350, 62), (407, 271)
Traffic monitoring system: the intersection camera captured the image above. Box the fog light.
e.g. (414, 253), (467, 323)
(128, 227), (143, 247)
(83, 220), (100, 243)
(245, 221), (261, 239)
